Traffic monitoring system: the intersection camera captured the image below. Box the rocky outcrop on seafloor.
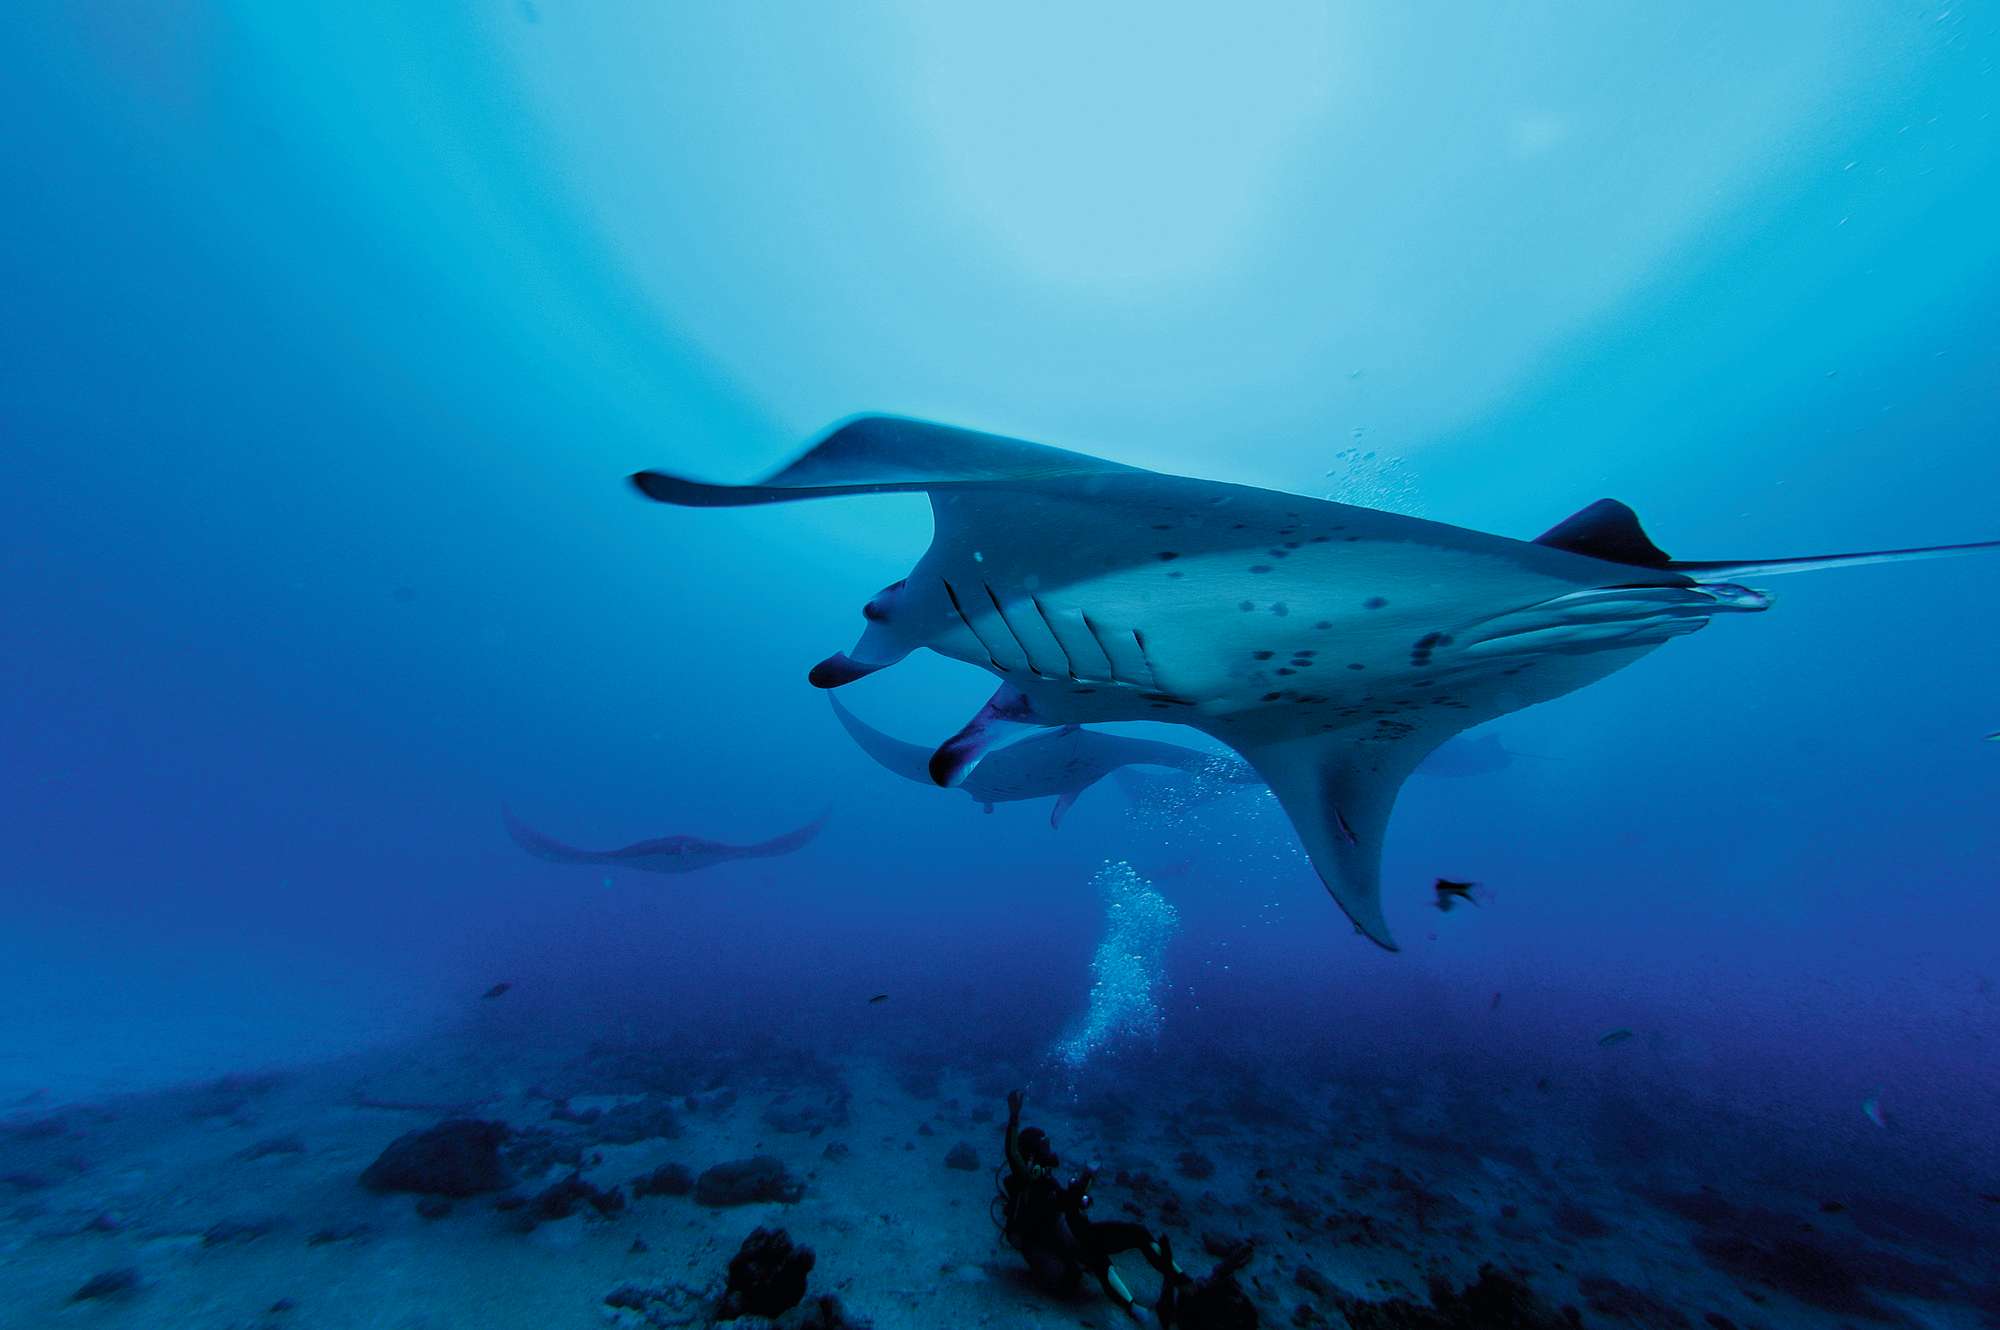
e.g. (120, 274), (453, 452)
(358, 1119), (512, 1197)
(717, 1227), (814, 1320)
(602, 1226), (868, 1329)
(694, 1156), (805, 1207)
(631, 1162), (695, 1198)
(1335, 1265), (1583, 1329)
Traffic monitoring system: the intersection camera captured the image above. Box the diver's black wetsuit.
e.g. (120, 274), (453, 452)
(1001, 1091), (1168, 1317)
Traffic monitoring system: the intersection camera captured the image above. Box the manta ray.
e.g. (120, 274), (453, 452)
(830, 692), (1253, 826)
(502, 808), (824, 874)
(631, 416), (1998, 948)
(1413, 733), (1550, 778)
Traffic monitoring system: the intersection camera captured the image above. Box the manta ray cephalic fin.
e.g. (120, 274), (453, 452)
(929, 684), (1039, 787)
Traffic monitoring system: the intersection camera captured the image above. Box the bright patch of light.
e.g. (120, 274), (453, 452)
(897, 2), (1342, 290)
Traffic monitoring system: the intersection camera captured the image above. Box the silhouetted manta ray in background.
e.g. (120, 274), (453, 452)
(502, 808), (824, 874)
(830, 692), (1255, 827)
(1413, 733), (1553, 779)
(631, 415), (2000, 948)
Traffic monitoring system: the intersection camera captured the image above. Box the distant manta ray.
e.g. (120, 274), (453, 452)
(1413, 733), (1552, 779)
(502, 808), (824, 874)
(631, 415), (2000, 948)
(830, 692), (1253, 827)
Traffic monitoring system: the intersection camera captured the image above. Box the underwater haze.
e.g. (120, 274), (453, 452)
(4, 4), (1999, 1327)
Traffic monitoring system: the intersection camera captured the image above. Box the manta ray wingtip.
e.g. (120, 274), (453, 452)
(628, 470), (675, 501)
(1350, 918), (1400, 951)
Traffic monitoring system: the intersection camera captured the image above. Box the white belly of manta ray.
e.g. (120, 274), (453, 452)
(631, 414), (1998, 949)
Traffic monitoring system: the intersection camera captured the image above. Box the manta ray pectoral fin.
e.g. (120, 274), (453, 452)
(929, 684), (1041, 787)
(1232, 736), (1433, 951)
(1110, 768), (1153, 803)
(628, 415), (1139, 508)
(1668, 537), (2000, 579)
(743, 812), (829, 859)
(1049, 789), (1082, 829)
(1534, 499), (1674, 569)
(827, 694), (936, 785)
(501, 807), (613, 865)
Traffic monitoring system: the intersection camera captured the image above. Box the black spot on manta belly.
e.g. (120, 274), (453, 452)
(1253, 650), (1275, 660)
(1270, 603), (1289, 616)
(1364, 597), (1389, 610)
(1248, 565), (1273, 574)
(1156, 551), (1180, 561)
(1238, 600), (1255, 612)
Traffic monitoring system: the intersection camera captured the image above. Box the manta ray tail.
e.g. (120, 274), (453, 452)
(1667, 539), (2000, 579)
(501, 808), (615, 865)
(1229, 736), (1434, 951)
(1534, 499), (2000, 579)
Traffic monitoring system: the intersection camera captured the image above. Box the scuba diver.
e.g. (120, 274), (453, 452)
(997, 1089), (1176, 1321)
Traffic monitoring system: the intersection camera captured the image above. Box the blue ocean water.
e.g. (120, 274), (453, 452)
(3, 5), (1997, 1327)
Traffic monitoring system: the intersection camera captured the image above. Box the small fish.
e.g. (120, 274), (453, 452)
(1819, 1200), (1846, 1214)
(481, 983), (511, 1000)
(1862, 1094), (1886, 1129)
(1986, 731), (2000, 742)
(867, 994), (889, 1005)
(1597, 1028), (1635, 1047)
(1432, 878), (1480, 913)
(1978, 1192), (2000, 1205)
(1489, 991), (1503, 1011)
